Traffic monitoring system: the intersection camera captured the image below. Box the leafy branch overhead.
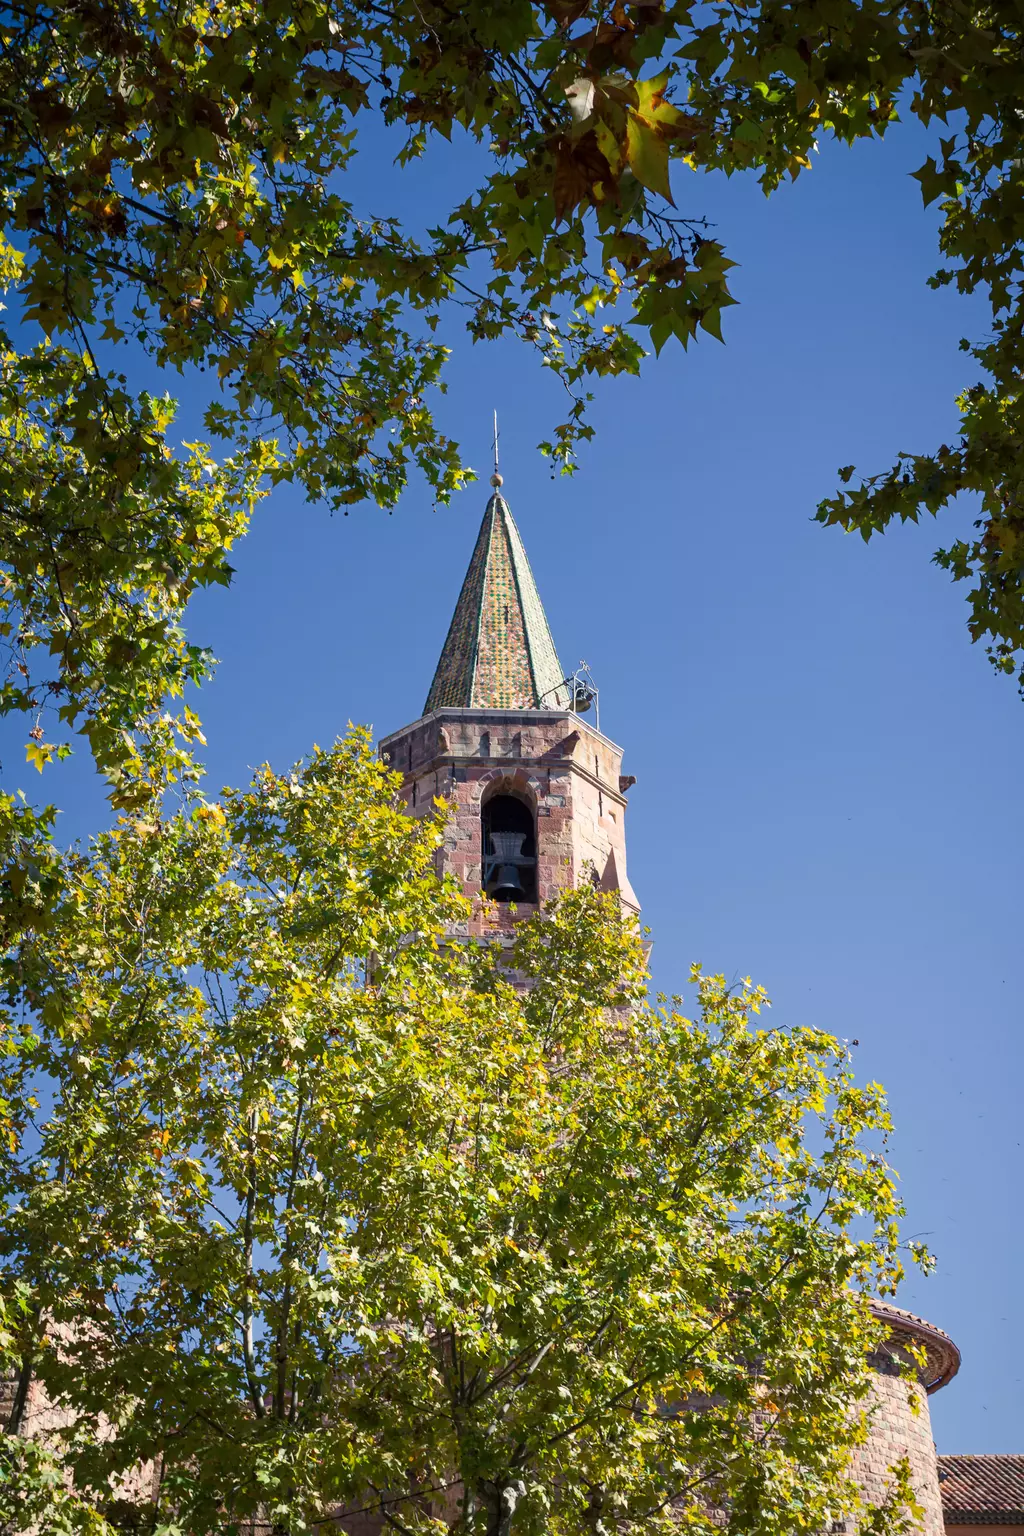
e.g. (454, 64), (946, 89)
(0, 343), (274, 808)
(0, 0), (747, 508)
(1, 1), (1023, 805)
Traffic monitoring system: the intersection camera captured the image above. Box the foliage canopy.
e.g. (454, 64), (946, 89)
(1, 731), (927, 1535)
(0, 0), (1022, 800)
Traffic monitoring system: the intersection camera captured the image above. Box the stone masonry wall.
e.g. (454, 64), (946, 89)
(379, 707), (639, 935)
(853, 1370), (945, 1536)
(1, 1359), (163, 1505)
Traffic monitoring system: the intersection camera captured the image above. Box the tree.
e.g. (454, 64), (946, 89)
(0, 0), (1022, 739)
(2, 729), (928, 1535)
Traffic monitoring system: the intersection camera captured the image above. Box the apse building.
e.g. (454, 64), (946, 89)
(375, 472), (1021, 1536)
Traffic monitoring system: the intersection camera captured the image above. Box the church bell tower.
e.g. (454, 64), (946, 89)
(379, 474), (639, 934)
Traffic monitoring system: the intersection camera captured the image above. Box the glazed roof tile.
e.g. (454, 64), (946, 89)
(425, 490), (568, 713)
(938, 1456), (1024, 1523)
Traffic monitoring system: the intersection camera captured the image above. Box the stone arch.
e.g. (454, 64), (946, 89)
(478, 773), (539, 903)
(471, 766), (542, 806)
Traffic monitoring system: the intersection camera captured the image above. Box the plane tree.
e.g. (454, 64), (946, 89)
(1, 731), (927, 1534)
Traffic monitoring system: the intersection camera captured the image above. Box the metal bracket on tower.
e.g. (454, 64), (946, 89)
(540, 660), (599, 730)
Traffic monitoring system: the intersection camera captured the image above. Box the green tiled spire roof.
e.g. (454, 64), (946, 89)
(425, 485), (569, 712)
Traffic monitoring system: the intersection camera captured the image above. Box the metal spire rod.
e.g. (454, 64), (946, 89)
(491, 410), (503, 488)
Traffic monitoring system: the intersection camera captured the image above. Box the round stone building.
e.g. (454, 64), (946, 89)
(860, 1300), (962, 1536)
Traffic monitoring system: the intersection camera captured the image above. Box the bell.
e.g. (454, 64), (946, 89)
(486, 831), (529, 900)
(492, 864), (525, 900)
(568, 678), (594, 713)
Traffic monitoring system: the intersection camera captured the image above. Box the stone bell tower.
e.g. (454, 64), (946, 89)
(379, 474), (638, 933)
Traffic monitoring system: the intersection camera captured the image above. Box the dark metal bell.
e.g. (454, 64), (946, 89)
(492, 863), (525, 899)
(485, 831), (530, 900)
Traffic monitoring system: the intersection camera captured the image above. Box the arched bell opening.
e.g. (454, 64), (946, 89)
(481, 791), (537, 903)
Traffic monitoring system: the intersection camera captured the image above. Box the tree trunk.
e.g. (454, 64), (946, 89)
(5, 1350), (34, 1436)
(477, 1478), (526, 1536)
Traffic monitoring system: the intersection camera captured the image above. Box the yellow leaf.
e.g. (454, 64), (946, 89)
(593, 115), (624, 178)
(634, 74), (685, 132)
(626, 113), (673, 204)
(25, 741), (52, 772)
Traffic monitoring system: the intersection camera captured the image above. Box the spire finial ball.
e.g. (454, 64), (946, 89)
(490, 472), (503, 487)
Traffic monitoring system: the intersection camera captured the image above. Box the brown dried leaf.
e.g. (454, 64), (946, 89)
(552, 131), (615, 221)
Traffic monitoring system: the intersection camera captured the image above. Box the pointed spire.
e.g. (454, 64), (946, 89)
(425, 476), (568, 714)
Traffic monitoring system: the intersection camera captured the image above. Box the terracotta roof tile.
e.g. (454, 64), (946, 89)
(868, 1298), (961, 1394)
(938, 1456), (1024, 1524)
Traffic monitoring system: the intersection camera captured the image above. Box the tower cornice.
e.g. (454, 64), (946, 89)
(380, 706), (622, 756)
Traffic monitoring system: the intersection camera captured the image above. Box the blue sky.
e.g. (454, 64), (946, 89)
(15, 110), (1022, 1451)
